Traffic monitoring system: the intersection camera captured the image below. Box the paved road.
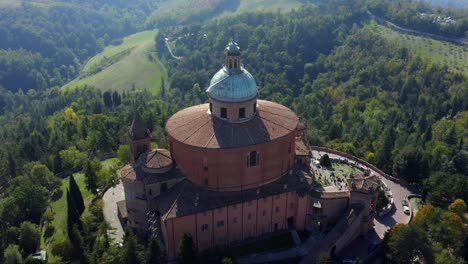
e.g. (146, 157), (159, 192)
(103, 182), (125, 243)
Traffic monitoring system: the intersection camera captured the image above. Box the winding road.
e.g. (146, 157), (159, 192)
(368, 10), (468, 46)
(103, 182), (125, 243)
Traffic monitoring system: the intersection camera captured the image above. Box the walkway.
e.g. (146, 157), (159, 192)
(165, 38), (183, 60)
(102, 182), (125, 243)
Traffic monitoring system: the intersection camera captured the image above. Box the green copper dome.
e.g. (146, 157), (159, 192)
(207, 68), (257, 102)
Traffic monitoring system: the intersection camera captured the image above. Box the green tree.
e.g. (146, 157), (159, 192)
(122, 229), (145, 264)
(376, 187), (390, 210)
(103, 91), (113, 108)
(386, 224), (433, 264)
(376, 127), (395, 173)
(8, 153), (17, 178)
(112, 91), (121, 107)
(84, 159), (100, 194)
(319, 154), (332, 167)
(9, 176), (48, 223)
(117, 145), (131, 165)
(59, 146), (87, 169)
(179, 233), (197, 264)
(69, 175), (85, 215)
(50, 239), (73, 261)
(221, 258), (234, 264)
(66, 189), (82, 236)
(425, 172), (468, 207)
(4, 244), (23, 264)
(316, 252), (330, 264)
(147, 237), (162, 264)
(448, 199), (467, 218)
(392, 147), (428, 183)
(30, 164), (61, 192)
(19, 221), (40, 257)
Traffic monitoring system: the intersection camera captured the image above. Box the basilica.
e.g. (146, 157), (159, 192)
(119, 42), (378, 260)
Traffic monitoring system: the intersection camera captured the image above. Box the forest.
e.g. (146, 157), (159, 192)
(0, 0), (467, 263)
(0, 0), (158, 92)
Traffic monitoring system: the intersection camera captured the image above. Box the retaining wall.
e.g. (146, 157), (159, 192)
(310, 146), (405, 185)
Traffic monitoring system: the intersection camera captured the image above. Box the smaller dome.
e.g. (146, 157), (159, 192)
(139, 149), (173, 174)
(207, 68), (257, 102)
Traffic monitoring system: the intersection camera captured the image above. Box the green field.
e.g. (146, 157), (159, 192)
(41, 158), (120, 262)
(238, 0), (304, 12)
(146, 0), (304, 25)
(63, 29), (166, 94)
(367, 21), (468, 75)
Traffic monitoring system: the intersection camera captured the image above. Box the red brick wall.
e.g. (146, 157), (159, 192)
(170, 133), (296, 191)
(161, 191), (306, 260)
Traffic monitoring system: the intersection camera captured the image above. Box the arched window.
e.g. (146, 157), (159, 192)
(248, 151), (259, 167)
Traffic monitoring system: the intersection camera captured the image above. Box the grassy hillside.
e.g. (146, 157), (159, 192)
(367, 21), (468, 75)
(64, 29), (166, 94)
(145, 0), (306, 27)
(237, 0), (304, 12)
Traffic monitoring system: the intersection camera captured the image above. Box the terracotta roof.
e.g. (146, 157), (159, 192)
(120, 163), (184, 184)
(151, 167), (312, 220)
(347, 172), (379, 193)
(295, 137), (308, 156)
(139, 149), (173, 170)
(129, 112), (150, 140)
(296, 121), (306, 131)
(166, 100), (299, 149)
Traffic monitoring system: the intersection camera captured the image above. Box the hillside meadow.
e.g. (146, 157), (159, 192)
(63, 30), (166, 94)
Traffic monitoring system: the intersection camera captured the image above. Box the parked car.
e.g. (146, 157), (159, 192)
(403, 205), (410, 214)
(402, 199), (408, 207)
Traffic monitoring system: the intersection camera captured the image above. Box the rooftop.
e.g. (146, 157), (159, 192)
(121, 162), (184, 185)
(138, 149), (173, 170)
(295, 137), (308, 156)
(166, 100), (299, 149)
(151, 166), (313, 220)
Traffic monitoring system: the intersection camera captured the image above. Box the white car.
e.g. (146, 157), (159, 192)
(402, 205), (410, 215)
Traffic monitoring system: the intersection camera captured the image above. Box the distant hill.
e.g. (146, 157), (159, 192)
(144, 0), (309, 28)
(422, 0), (468, 9)
(63, 30), (166, 94)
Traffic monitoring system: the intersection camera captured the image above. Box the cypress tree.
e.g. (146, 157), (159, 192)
(123, 229), (144, 264)
(66, 189), (82, 235)
(69, 175), (85, 215)
(147, 237), (162, 264)
(84, 160), (98, 194)
(179, 233), (196, 264)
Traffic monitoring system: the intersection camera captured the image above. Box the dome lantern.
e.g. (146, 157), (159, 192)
(224, 41), (241, 72)
(206, 41), (258, 122)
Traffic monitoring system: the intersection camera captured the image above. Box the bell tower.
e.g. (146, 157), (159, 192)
(128, 112), (151, 165)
